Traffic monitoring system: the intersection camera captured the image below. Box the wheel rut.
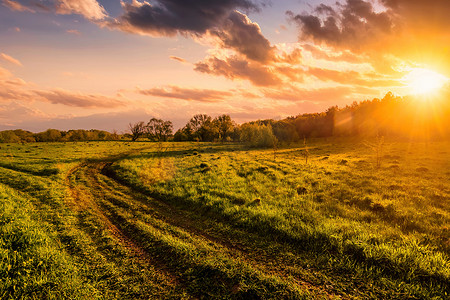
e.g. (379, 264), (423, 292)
(65, 151), (346, 299)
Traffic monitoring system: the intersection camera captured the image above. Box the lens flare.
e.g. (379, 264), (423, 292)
(404, 68), (448, 95)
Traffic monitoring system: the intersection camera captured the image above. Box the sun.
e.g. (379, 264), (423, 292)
(404, 68), (448, 95)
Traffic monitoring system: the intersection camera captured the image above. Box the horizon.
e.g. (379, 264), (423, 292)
(1, 0), (449, 133)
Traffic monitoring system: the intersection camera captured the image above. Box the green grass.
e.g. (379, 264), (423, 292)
(1, 139), (449, 298)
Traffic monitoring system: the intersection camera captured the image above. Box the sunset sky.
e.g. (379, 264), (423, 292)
(1, 0), (449, 132)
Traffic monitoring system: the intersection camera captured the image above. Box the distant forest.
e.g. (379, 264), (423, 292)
(1, 92), (449, 145)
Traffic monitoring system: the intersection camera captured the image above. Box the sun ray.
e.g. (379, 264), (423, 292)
(403, 68), (448, 96)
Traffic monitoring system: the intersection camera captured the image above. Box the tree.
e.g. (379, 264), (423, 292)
(35, 129), (62, 142)
(272, 120), (298, 144)
(187, 114), (214, 141)
(240, 123), (277, 148)
(147, 118), (173, 141)
(0, 131), (20, 143)
(129, 121), (146, 141)
(213, 114), (235, 142)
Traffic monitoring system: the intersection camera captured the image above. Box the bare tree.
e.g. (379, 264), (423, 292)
(129, 121), (146, 141)
(147, 118), (173, 141)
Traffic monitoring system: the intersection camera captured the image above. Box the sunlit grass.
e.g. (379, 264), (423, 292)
(0, 139), (449, 298)
(112, 139), (450, 297)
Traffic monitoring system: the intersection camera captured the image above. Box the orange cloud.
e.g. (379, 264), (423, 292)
(0, 101), (45, 122)
(289, 0), (450, 76)
(195, 55), (281, 86)
(0, 70), (124, 108)
(1, 0), (35, 12)
(66, 29), (81, 35)
(137, 86), (233, 102)
(302, 44), (364, 64)
(34, 89), (124, 108)
(307, 67), (400, 88)
(0, 67), (13, 78)
(263, 86), (357, 102)
(0, 53), (23, 66)
(278, 48), (302, 64)
(3, 0), (107, 20)
(55, 0), (107, 20)
(169, 56), (189, 64)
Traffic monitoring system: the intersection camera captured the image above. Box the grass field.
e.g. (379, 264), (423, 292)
(0, 139), (449, 299)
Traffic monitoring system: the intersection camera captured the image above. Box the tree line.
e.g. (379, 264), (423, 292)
(2, 91), (449, 144)
(0, 129), (120, 143)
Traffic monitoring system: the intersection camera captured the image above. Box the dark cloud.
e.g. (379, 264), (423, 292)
(194, 55), (281, 86)
(110, 1), (276, 64)
(209, 10), (275, 63)
(137, 86), (232, 102)
(288, 0), (394, 51)
(114, 0), (259, 36)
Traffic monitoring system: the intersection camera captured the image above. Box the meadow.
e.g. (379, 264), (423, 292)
(0, 139), (449, 299)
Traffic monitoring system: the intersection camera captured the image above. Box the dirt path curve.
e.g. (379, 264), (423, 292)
(65, 149), (346, 299)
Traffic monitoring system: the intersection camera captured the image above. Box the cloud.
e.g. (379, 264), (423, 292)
(302, 44), (363, 64)
(0, 107), (157, 132)
(55, 0), (107, 20)
(208, 10), (275, 63)
(4, 78), (26, 86)
(195, 55), (281, 86)
(287, 0), (394, 52)
(307, 67), (400, 87)
(66, 29), (81, 35)
(3, 0), (107, 20)
(0, 101), (45, 122)
(0, 78), (35, 102)
(288, 1), (450, 74)
(0, 70), (125, 108)
(1, 0), (34, 12)
(263, 86), (356, 102)
(137, 86), (233, 102)
(0, 67), (13, 79)
(111, 0), (259, 36)
(33, 89), (125, 108)
(0, 53), (23, 67)
(169, 56), (188, 64)
(278, 47), (302, 64)
(108, 1), (278, 64)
